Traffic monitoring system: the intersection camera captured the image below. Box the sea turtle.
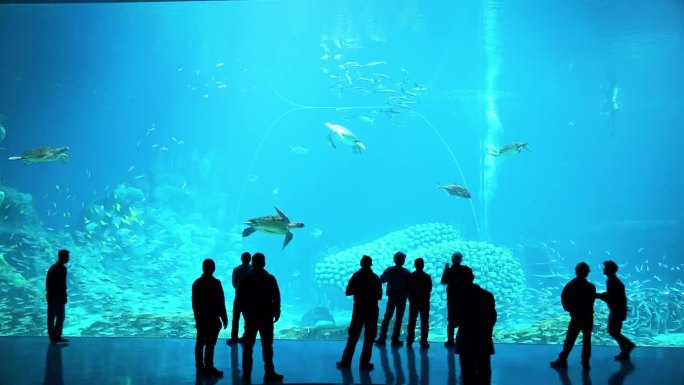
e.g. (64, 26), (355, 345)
(8, 146), (69, 164)
(299, 305), (336, 327)
(488, 142), (530, 157)
(437, 182), (471, 198)
(242, 207), (304, 250)
(325, 121), (366, 154)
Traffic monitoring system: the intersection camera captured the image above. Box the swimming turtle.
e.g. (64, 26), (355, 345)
(437, 182), (471, 198)
(325, 121), (366, 154)
(488, 142), (530, 157)
(8, 146), (69, 164)
(242, 207), (304, 250)
(299, 305), (336, 327)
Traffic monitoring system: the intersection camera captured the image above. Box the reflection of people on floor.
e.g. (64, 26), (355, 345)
(338, 366), (355, 385)
(408, 347), (419, 384)
(407, 347), (431, 385)
(608, 360), (635, 385)
(229, 343), (240, 384)
(551, 366), (571, 385)
(379, 346), (394, 384)
(359, 369), (372, 385)
(43, 344), (66, 385)
(392, 347), (405, 384)
(419, 348), (429, 385)
(447, 348), (457, 385)
(551, 366), (593, 385)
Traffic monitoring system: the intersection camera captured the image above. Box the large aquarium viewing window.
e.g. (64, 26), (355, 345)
(0, 1), (682, 348)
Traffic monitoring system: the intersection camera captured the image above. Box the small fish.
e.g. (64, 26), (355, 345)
(437, 182), (471, 199)
(290, 145), (309, 155)
(128, 165), (135, 172)
(366, 61), (386, 66)
(215, 62), (224, 67)
(320, 54), (331, 60)
(375, 73), (391, 80)
(653, 275), (662, 282)
(360, 116), (374, 125)
(569, 240), (576, 245)
(638, 247), (644, 253)
(333, 53), (343, 60)
(272, 188), (279, 195)
(309, 228), (323, 238)
(605, 250), (611, 256)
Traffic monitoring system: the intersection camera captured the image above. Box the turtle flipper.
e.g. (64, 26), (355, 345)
(59, 154), (69, 164)
(282, 231), (293, 250)
(242, 227), (257, 237)
(327, 133), (336, 149)
(274, 207), (290, 222)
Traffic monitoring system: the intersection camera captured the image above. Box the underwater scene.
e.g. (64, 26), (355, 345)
(0, 1), (683, 347)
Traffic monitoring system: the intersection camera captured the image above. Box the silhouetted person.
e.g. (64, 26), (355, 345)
(337, 255), (382, 371)
(236, 252), (283, 383)
(407, 257), (432, 348)
(192, 258), (228, 378)
(46, 249), (70, 343)
(375, 251), (411, 347)
(597, 260), (636, 360)
(454, 266), (497, 385)
(441, 251), (467, 347)
(550, 262), (596, 370)
(227, 251), (252, 345)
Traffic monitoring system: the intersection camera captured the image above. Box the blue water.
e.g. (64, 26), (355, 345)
(0, 1), (682, 345)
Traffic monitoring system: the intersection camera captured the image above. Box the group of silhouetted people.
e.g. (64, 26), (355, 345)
(44, 247), (636, 385)
(336, 251), (497, 385)
(550, 260), (636, 370)
(191, 252), (284, 383)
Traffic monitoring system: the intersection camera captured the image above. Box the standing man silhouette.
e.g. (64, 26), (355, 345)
(237, 252), (284, 383)
(550, 262), (596, 370)
(227, 252), (252, 345)
(192, 258), (228, 378)
(597, 260), (636, 360)
(375, 251), (411, 347)
(406, 257), (432, 348)
(441, 252), (467, 347)
(337, 255), (382, 371)
(454, 266), (497, 385)
(46, 249), (70, 344)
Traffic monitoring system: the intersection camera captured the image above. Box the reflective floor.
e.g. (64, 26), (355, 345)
(1, 337), (682, 385)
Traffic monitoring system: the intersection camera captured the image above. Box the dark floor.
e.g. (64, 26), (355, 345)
(1, 337), (682, 385)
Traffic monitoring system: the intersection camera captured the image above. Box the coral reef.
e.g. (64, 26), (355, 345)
(314, 223), (526, 324)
